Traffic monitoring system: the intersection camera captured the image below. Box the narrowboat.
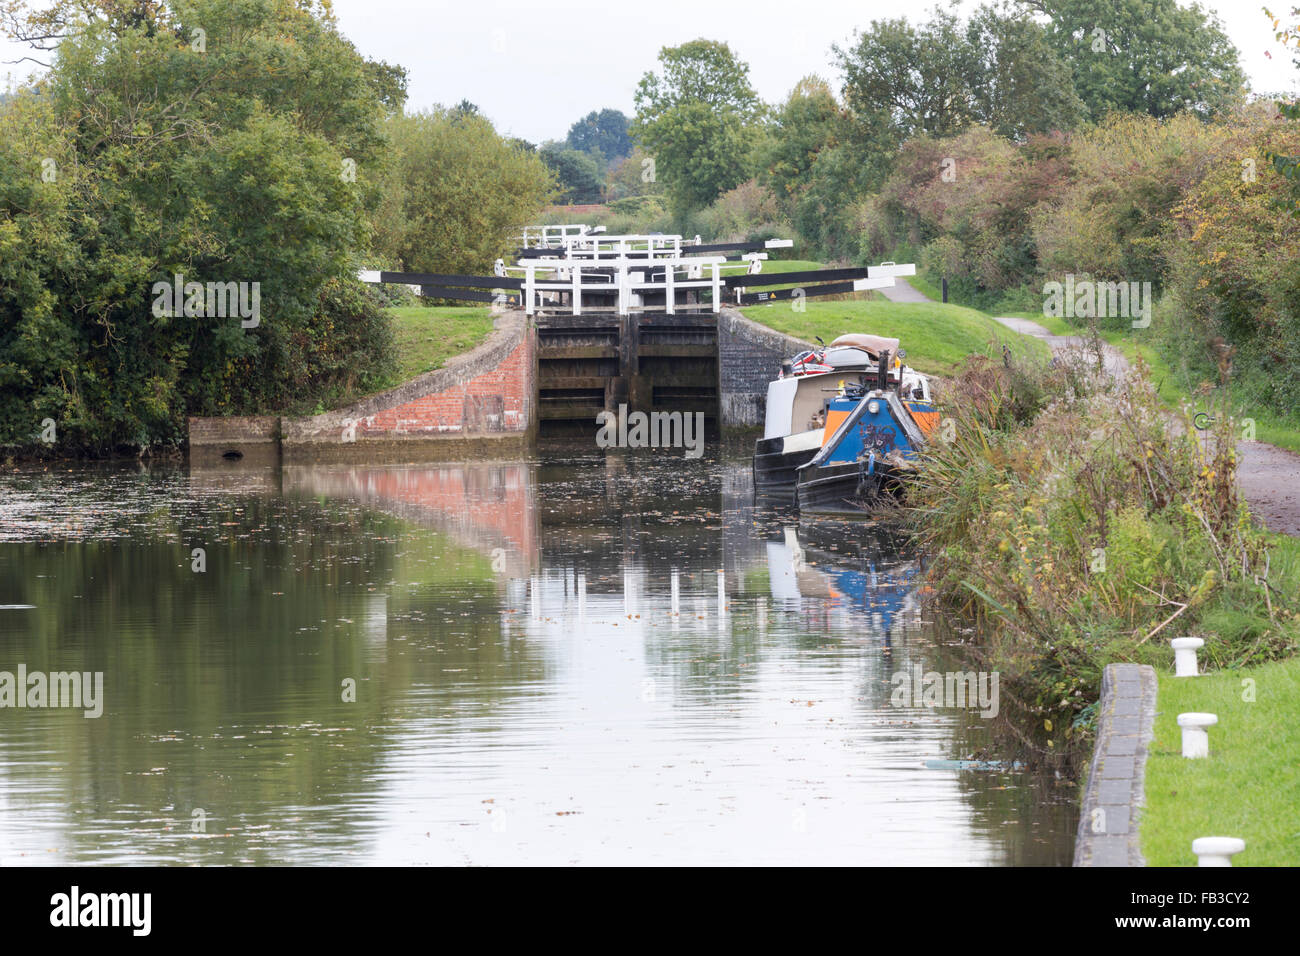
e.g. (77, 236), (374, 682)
(792, 345), (939, 514)
(752, 334), (902, 501)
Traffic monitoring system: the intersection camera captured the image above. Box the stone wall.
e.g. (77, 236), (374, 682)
(716, 308), (812, 428)
(187, 415), (281, 467)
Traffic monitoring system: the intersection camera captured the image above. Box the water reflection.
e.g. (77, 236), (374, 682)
(0, 454), (1074, 865)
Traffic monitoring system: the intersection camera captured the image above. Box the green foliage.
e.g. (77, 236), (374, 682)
(1161, 107), (1300, 420)
(1028, 0), (1246, 121)
(906, 351), (1297, 763)
(835, 4), (1083, 143)
(632, 39), (763, 218)
(605, 145), (662, 201)
(1032, 112), (1234, 301)
(565, 108), (632, 164)
(0, 0), (405, 453)
(370, 109), (554, 274)
(873, 126), (1070, 308)
(539, 143), (604, 204)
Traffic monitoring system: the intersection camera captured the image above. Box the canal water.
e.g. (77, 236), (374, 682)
(0, 451), (1076, 865)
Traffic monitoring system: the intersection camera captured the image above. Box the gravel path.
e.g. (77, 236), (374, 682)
(878, 278), (932, 303)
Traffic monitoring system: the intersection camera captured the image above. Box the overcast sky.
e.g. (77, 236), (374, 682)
(3, 1), (1297, 143)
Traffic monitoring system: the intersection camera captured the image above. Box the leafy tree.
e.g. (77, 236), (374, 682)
(632, 39), (763, 216)
(756, 76), (894, 259)
(565, 108), (631, 164)
(539, 143), (605, 203)
(1263, 6), (1300, 215)
(605, 145), (662, 200)
(836, 5), (1082, 143)
(1021, 0), (1246, 120)
(836, 11), (980, 141)
(1166, 106), (1300, 417)
(371, 109), (554, 274)
(760, 76), (843, 204)
(964, 4), (1085, 137)
(0, 0), (404, 450)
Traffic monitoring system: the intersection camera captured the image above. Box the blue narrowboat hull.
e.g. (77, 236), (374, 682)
(795, 390), (927, 514)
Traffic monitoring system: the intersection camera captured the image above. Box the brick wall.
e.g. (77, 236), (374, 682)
(274, 311), (535, 462)
(360, 333), (532, 437)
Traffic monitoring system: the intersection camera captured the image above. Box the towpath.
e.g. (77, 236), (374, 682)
(989, 313), (1300, 536)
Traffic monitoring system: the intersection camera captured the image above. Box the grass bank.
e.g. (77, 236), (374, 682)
(387, 305), (495, 381)
(315, 304), (495, 412)
(1141, 650), (1300, 866)
(740, 300), (1051, 377)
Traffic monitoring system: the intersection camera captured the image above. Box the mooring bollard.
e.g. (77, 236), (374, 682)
(1177, 712), (1218, 758)
(1192, 836), (1245, 867)
(1171, 636), (1204, 676)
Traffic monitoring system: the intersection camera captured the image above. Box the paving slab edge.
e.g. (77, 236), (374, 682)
(1073, 662), (1158, 867)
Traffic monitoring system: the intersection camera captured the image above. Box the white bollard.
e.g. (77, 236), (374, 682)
(1171, 636), (1204, 677)
(1177, 712), (1218, 758)
(1192, 836), (1245, 867)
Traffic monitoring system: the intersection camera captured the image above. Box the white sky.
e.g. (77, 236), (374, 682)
(3, 0), (1297, 143)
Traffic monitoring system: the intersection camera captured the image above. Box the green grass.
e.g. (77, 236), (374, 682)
(1141, 655), (1300, 866)
(739, 299), (1052, 376)
(905, 273), (942, 302)
(387, 305), (495, 381)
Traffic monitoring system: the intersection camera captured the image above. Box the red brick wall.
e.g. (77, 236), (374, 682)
(359, 332), (533, 437)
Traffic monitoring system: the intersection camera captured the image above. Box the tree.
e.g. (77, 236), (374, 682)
(605, 146), (662, 200)
(759, 77), (843, 205)
(1021, 0), (1246, 120)
(539, 143), (605, 203)
(0, 0), (404, 450)
(835, 11), (981, 142)
(371, 110), (554, 275)
(964, 4), (1085, 138)
(565, 109), (631, 164)
(632, 39), (763, 216)
(1264, 6), (1300, 215)
(835, 5), (1083, 144)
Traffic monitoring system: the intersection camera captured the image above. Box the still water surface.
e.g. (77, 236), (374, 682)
(0, 452), (1075, 865)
